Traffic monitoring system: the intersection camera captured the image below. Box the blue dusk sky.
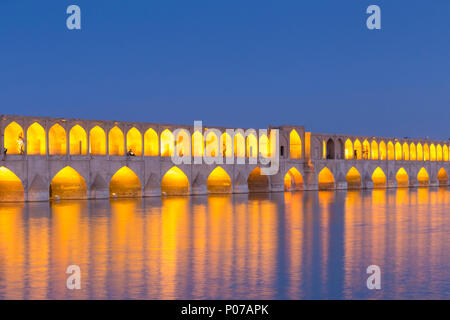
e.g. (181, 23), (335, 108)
(1, 1), (449, 139)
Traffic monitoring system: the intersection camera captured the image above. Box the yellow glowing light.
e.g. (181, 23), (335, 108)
(437, 168), (448, 185)
(354, 139), (362, 160)
(109, 166), (141, 198)
(109, 126), (124, 156)
(345, 139), (353, 160)
(396, 168), (409, 187)
(289, 130), (302, 159)
(50, 166), (87, 200)
(4, 122), (24, 155)
(417, 167), (429, 186)
(379, 141), (386, 160)
(89, 126), (106, 155)
(144, 128), (159, 156)
(234, 132), (245, 158)
(174, 129), (191, 157)
(27, 122), (46, 155)
(387, 141), (395, 160)
(205, 131), (219, 158)
(371, 140), (378, 160)
(417, 143), (424, 161)
(247, 167), (269, 192)
(192, 131), (204, 157)
(0, 166), (24, 201)
(430, 144), (436, 161)
(395, 142), (402, 161)
(318, 167), (335, 190)
(49, 123), (67, 155)
(402, 143), (409, 161)
(259, 134), (270, 158)
(410, 143), (416, 161)
(207, 166), (232, 194)
(443, 145), (449, 162)
(161, 129), (174, 157)
(246, 133), (258, 159)
(161, 166), (189, 195)
(424, 144), (430, 161)
(220, 132), (233, 158)
(69, 125), (87, 155)
(346, 167), (362, 189)
(284, 167), (304, 191)
(372, 167), (387, 188)
(362, 140), (370, 160)
(126, 127), (142, 156)
(436, 144), (443, 161)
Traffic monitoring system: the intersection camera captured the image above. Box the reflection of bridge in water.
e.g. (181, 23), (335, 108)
(0, 115), (449, 201)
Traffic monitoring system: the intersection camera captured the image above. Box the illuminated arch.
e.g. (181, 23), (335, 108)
(371, 141), (378, 160)
(4, 122), (24, 155)
(220, 132), (233, 158)
(362, 140), (370, 160)
(444, 145), (449, 162)
(246, 133), (258, 159)
(207, 166), (232, 194)
(417, 168), (430, 187)
(50, 166), (87, 200)
(144, 128), (158, 156)
(289, 130), (302, 159)
(49, 123), (67, 155)
(387, 141), (395, 160)
(205, 131), (219, 158)
(424, 144), (430, 161)
(192, 131), (204, 157)
(318, 167), (335, 190)
(410, 143), (416, 161)
(345, 139), (353, 159)
(0, 166), (24, 201)
(259, 134), (270, 158)
(89, 126), (106, 155)
(234, 132), (245, 158)
(437, 168), (448, 186)
(109, 126), (124, 156)
(27, 122), (46, 155)
(161, 166), (189, 195)
(372, 167), (387, 188)
(417, 143), (423, 161)
(430, 144), (436, 161)
(174, 129), (191, 157)
(396, 168), (409, 188)
(402, 143), (409, 161)
(346, 167), (362, 189)
(247, 167), (269, 192)
(395, 142), (402, 161)
(160, 129), (174, 157)
(284, 167), (304, 191)
(126, 127), (142, 156)
(109, 166), (141, 197)
(69, 125), (87, 155)
(436, 144), (443, 162)
(379, 141), (386, 160)
(354, 140), (362, 160)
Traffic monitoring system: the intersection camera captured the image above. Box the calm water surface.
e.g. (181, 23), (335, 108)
(0, 188), (449, 299)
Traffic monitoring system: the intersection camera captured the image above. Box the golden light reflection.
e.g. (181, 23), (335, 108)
(50, 166), (87, 200)
(0, 166), (24, 202)
(372, 167), (387, 188)
(207, 167), (232, 194)
(161, 166), (189, 195)
(109, 167), (141, 197)
(417, 168), (430, 186)
(396, 168), (409, 188)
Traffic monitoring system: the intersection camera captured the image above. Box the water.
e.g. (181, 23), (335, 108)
(0, 188), (449, 300)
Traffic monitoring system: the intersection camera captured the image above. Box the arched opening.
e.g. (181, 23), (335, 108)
(354, 140), (362, 160)
(192, 131), (204, 157)
(0, 166), (24, 201)
(345, 139), (353, 159)
(246, 133), (258, 159)
(417, 168), (430, 187)
(396, 168), (409, 188)
(443, 145), (449, 162)
(110, 167), (141, 198)
(372, 167), (387, 188)
(371, 141), (378, 160)
(362, 140), (370, 160)
(337, 139), (345, 159)
(89, 126), (106, 155)
(27, 122), (46, 155)
(289, 130), (302, 159)
(387, 141), (395, 160)
(247, 167), (269, 193)
(109, 126), (124, 156)
(424, 144), (430, 161)
(417, 143), (424, 161)
(4, 122), (24, 155)
(161, 129), (174, 157)
(234, 132), (245, 158)
(126, 127), (142, 156)
(402, 143), (409, 161)
(410, 143), (416, 161)
(207, 167), (232, 194)
(259, 134), (270, 157)
(205, 131), (219, 158)
(220, 132), (233, 158)
(50, 166), (87, 200)
(395, 142), (402, 161)
(379, 141), (387, 160)
(284, 167), (304, 191)
(430, 144), (436, 161)
(161, 166), (189, 195)
(174, 129), (191, 157)
(326, 139), (335, 159)
(346, 167), (362, 189)
(318, 167), (335, 190)
(49, 123), (67, 155)
(437, 168), (448, 186)
(436, 145), (443, 161)
(69, 125), (87, 155)
(144, 128), (159, 156)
